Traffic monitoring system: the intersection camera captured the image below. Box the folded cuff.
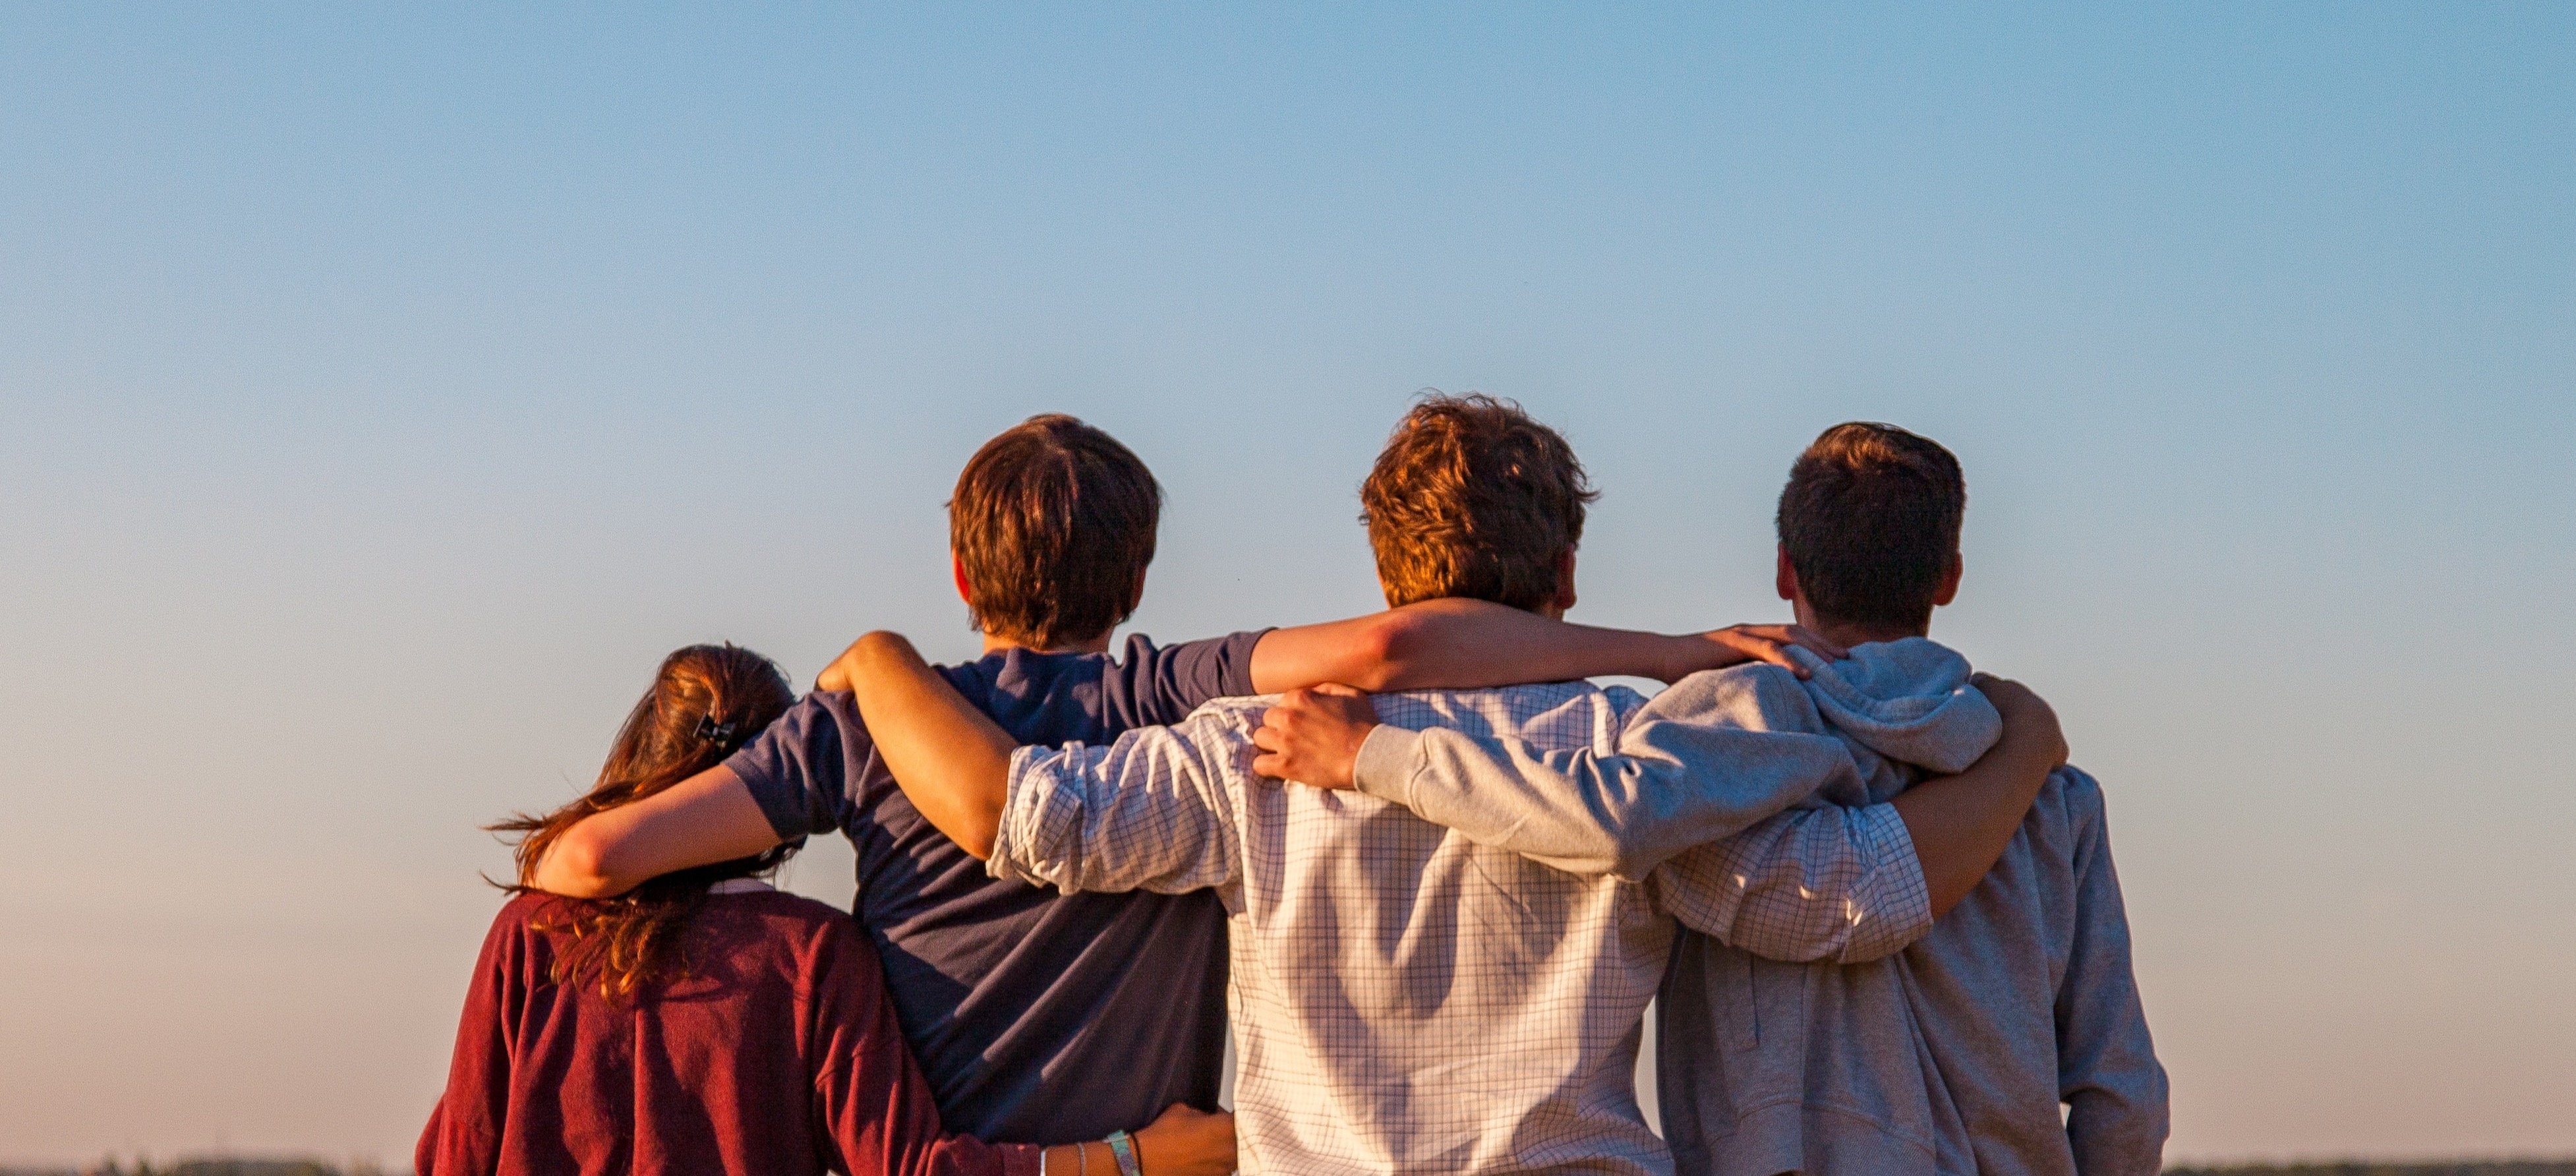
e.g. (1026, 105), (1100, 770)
(985, 744), (1055, 886)
(1842, 802), (1934, 962)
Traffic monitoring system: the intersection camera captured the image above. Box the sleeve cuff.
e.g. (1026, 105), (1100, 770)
(1221, 628), (1273, 697)
(1848, 802), (1934, 960)
(1351, 723), (1423, 808)
(721, 751), (829, 842)
(984, 745), (1053, 885)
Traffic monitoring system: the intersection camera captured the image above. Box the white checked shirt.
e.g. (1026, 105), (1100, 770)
(991, 682), (1927, 1175)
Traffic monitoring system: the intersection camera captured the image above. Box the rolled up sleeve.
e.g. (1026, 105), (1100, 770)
(1651, 799), (1932, 964)
(987, 710), (1244, 897)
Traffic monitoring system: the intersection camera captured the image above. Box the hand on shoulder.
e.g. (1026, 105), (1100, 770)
(1250, 685), (1378, 790)
(1666, 624), (1847, 683)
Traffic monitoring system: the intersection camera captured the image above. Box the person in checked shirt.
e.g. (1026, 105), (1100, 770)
(1262, 423), (2169, 1176)
(828, 396), (2072, 1174)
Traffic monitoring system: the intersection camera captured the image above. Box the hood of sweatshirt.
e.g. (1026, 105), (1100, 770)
(1784, 637), (2001, 782)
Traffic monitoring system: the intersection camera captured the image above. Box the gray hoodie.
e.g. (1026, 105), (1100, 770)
(1353, 639), (2168, 1176)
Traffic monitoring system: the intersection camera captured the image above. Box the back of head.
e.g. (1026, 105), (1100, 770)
(950, 413), (1163, 648)
(494, 643), (798, 999)
(1776, 422), (1966, 633)
(1360, 393), (1598, 611)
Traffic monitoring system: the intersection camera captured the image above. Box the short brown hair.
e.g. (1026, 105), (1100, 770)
(949, 414), (1162, 647)
(1360, 393), (1598, 611)
(1776, 422), (1966, 632)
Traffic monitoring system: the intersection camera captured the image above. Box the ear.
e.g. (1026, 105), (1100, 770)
(952, 552), (975, 608)
(1931, 552), (1963, 608)
(1775, 545), (1799, 602)
(1125, 569), (1149, 619)
(1552, 547), (1579, 615)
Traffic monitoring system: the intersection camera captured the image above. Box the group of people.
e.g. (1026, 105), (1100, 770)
(417, 396), (2169, 1175)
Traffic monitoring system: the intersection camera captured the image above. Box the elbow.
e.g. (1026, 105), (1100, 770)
(535, 827), (620, 898)
(959, 797), (1006, 861)
(1590, 809), (1672, 881)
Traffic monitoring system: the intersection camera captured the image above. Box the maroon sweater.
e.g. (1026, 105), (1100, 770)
(418, 889), (1040, 1176)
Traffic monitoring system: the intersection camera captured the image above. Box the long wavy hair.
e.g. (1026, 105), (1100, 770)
(490, 643), (800, 1001)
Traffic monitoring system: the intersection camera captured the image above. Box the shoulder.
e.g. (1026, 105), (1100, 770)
(491, 889), (577, 931)
(736, 888), (860, 927)
(479, 891), (582, 966)
(728, 892), (871, 958)
(730, 691), (864, 765)
(1645, 663), (1824, 732)
(1370, 680), (1616, 746)
(2048, 765), (2110, 825)
(1169, 695), (1270, 742)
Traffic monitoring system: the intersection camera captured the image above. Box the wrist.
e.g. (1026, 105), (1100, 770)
(1103, 1129), (1144, 1176)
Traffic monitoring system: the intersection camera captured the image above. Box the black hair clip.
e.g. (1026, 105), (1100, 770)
(694, 714), (740, 746)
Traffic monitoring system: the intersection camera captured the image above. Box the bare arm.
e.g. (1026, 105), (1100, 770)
(831, 632), (1017, 859)
(527, 765), (781, 897)
(1248, 597), (1844, 693)
(1892, 674), (2068, 917)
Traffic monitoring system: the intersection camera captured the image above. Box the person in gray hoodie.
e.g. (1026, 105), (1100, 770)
(1258, 421), (2169, 1176)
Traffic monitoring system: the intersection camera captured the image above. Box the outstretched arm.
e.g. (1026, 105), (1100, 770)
(1248, 597), (1844, 692)
(529, 766), (781, 897)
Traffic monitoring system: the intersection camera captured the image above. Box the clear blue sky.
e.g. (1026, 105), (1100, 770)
(3, 5), (2570, 1165)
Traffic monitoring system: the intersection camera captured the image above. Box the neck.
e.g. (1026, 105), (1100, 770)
(1794, 601), (1925, 650)
(981, 630), (1115, 657)
(1817, 620), (1923, 648)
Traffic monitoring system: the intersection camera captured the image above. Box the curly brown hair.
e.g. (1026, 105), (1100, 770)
(489, 643), (798, 1001)
(1359, 393), (1597, 611)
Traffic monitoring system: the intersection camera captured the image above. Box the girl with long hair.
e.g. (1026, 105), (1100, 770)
(417, 643), (1234, 1175)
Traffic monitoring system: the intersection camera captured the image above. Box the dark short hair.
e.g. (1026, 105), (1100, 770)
(1360, 393), (1597, 611)
(949, 414), (1162, 647)
(1776, 421), (1966, 631)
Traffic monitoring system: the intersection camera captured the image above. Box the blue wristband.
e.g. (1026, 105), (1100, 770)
(1103, 1129), (1142, 1176)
